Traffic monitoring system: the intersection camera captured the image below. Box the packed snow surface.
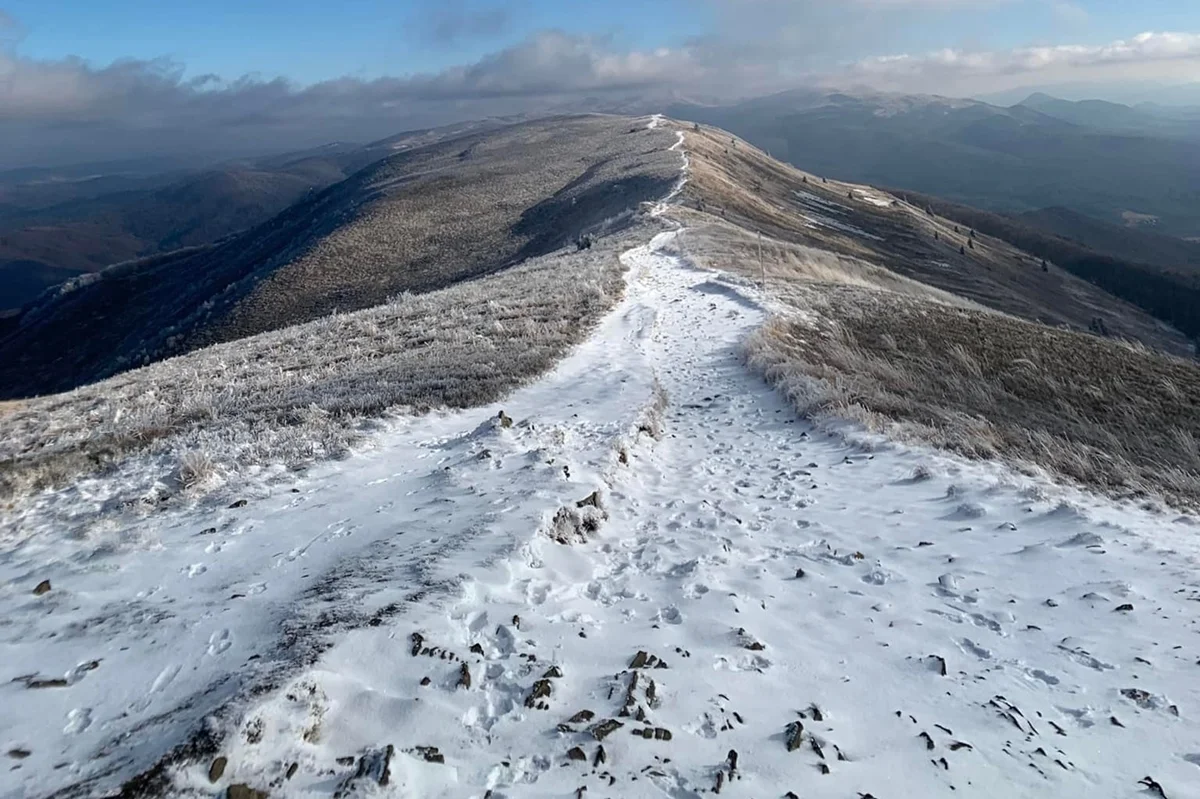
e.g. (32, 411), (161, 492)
(5, 148), (1200, 799)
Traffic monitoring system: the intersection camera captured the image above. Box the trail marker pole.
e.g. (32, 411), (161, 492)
(758, 230), (766, 292)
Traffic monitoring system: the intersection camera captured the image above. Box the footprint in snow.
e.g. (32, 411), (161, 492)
(64, 708), (93, 734)
(207, 628), (233, 656)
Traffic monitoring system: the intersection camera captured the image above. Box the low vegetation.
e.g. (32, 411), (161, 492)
(670, 124), (1200, 507)
(0, 115), (679, 399)
(0, 222), (659, 520)
(746, 288), (1200, 507)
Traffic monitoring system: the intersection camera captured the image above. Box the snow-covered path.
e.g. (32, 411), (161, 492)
(154, 233), (1200, 799)
(5, 176), (1200, 797)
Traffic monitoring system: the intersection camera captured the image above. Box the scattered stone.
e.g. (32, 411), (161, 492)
(1045, 599), (1059, 608)
(285, 763), (298, 781)
(457, 663), (472, 690)
(1110, 716), (1125, 728)
(543, 665), (563, 679)
(949, 741), (973, 751)
(630, 651), (650, 669)
(26, 678), (68, 689)
(525, 679), (553, 708)
(590, 719), (623, 741)
(594, 746), (606, 766)
(631, 727), (672, 741)
(497, 411), (513, 429)
(420, 676), (431, 686)
(410, 633), (424, 657)
(200, 528), (218, 535)
(576, 491), (602, 510)
(227, 785), (268, 799)
(336, 757), (355, 766)
(808, 704), (824, 722)
(918, 732), (935, 750)
(209, 757), (228, 783)
(33, 580), (52, 596)
(567, 709), (595, 724)
(930, 655), (948, 676)
(1121, 688), (1154, 708)
(512, 615), (521, 629)
(228, 499), (248, 509)
(1138, 776), (1169, 798)
(567, 747), (587, 762)
(786, 721), (805, 752)
(7, 748), (31, 759)
(794, 567), (806, 579)
(410, 746), (444, 764)
(470, 643), (484, 656)
(1114, 603), (1134, 613)
(727, 749), (738, 773)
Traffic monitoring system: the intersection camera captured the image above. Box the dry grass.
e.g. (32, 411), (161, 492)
(0, 220), (661, 513)
(665, 122), (1200, 507)
(746, 286), (1200, 507)
(672, 124), (1193, 356)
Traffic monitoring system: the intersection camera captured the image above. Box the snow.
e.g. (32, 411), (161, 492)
(4, 131), (1200, 799)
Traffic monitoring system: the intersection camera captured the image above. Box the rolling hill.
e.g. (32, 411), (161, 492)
(0, 115), (680, 400)
(668, 89), (1200, 239)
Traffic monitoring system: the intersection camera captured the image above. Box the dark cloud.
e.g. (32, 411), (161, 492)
(420, 1), (515, 44)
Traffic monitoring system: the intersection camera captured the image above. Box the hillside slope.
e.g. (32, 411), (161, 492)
(0, 116), (679, 399)
(0, 119), (511, 312)
(669, 89), (1200, 238)
(4, 134), (1200, 799)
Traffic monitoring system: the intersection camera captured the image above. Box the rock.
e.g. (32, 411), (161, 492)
(200, 527), (218, 535)
(593, 746), (606, 766)
(209, 756), (228, 783)
(567, 747), (587, 761)
(336, 757), (355, 766)
(420, 676), (431, 686)
(590, 719), (623, 741)
(497, 411), (513, 429)
(26, 678), (68, 689)
(334, 745), (395, 797)
(410, 632), (424, 656)
(7, 748), (31, 759)
(576, 491), (602, 510)
(918, 732), (935, 750)
(470, 643), (484, 656)
(786, 721), (804, 752)
(525, 679), (553, 708)
(458, 663), (472, 690)
(567, 709), (595, 724)
(33, 580), (52, 596)
(228, 499), (248, 509)
(1114, 603), (1134, 612)
(727, 749), (739, 773)
(410, 746), (444, 764)
(285, 763), (298, 780)
(543, 665), (563, 679)
(227, 785), (268, 799)
(630, 651), (649, 669)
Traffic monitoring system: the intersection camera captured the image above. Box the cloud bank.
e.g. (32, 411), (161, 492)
(1, 4), (1198, 168)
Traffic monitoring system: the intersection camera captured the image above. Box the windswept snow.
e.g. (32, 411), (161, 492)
(4, 130), (1200, 799)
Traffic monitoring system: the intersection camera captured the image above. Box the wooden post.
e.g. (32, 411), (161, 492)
(758, 230), (765, 292)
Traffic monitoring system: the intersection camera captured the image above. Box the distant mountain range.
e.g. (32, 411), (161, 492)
(667, 89), (1200, 240)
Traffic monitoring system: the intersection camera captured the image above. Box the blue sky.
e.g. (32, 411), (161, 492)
(1, 1), (1198, 167)
(4, 0), (1196, 86)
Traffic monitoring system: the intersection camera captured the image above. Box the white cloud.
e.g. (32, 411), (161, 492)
(836, 32), (1200, 94)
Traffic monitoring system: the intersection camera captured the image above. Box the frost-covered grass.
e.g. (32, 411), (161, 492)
(0, 222), (663, 516)
(744, 285), (1200, 508)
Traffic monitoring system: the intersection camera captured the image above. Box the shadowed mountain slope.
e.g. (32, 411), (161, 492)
(0, 115), (679, 399)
